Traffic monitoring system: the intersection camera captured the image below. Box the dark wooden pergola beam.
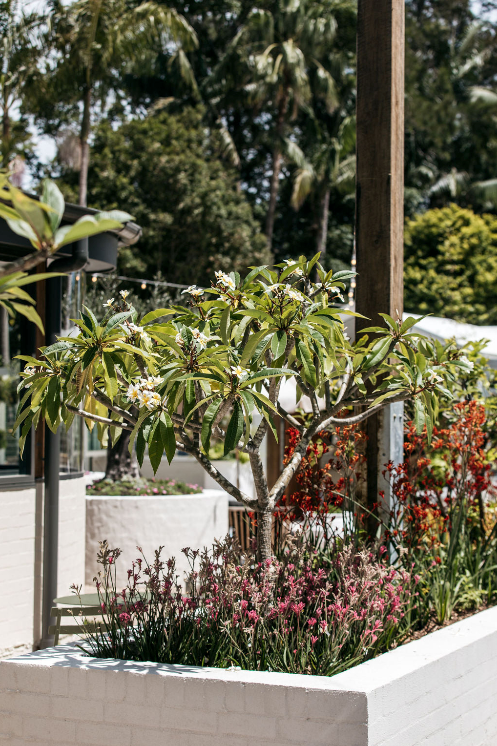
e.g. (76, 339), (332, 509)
(355, 0), (405, 523)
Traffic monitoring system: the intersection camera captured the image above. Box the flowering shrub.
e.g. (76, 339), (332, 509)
(274, 400), (497, 627)
(78, 536), (412, 675)
(386, 400), (497, 623)
(278, 424), (366, 525)
(15, 254), (472, 560)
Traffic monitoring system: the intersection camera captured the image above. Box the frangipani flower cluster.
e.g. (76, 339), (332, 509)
(127, 377), (163, 410)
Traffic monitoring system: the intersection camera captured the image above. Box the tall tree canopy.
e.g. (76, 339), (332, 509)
(63, 107), (269, 285)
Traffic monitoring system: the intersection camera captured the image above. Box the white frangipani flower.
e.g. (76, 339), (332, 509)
(182, 285), (204, 298)
(138, 390), (153, 408)
(144, 392), (162, 410)
(230, 365), (248, 380)
(126, 384), (141, 402)
(103, 298), (114, 308)
(265, 283), (281, 294)
(215, 271), (236, 290)
(175, 333), (185, 347)
(192, 328), (210, 348)
(283, 259), (304, 277)
(120, 289), (130, 300)
(141, 377), (157, 391)
(127, 322), (150, 341)
(459, 355), (474, 370)
(427, 369), (443, 384)
(284, 286), (305, 302)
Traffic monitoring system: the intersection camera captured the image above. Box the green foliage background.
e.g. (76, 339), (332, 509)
(60, 108), (270, 285)
(405, 204), (497, 324)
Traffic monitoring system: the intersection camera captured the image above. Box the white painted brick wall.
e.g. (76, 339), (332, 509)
(0, 477), (86, 658)
(0, 488), (36, 657)
(2, 606), (497, 745)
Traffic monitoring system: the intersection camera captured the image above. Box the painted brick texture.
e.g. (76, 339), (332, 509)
(1, 606), (497, 745)
(0, 488), (36, 656)
(0, 478), (86, 659)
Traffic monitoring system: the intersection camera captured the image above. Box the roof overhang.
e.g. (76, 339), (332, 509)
(0, 198), (141, 274)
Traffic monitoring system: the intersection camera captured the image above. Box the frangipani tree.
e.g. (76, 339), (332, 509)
(15, 254), (471, 560)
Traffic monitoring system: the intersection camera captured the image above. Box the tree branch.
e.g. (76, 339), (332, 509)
(92, 388), (137, 426)
(320, 391), (410, 429)
(66, 404), (133, 430)
(276, 402), (303, 433)
(184, 439), (258, 509)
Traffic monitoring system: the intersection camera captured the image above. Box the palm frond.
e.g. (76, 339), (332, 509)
(470, 86), (497, 107)
(429, 169), (469, 198)
(291, 166), (315, 210)
(215, 119), (241, 168)
(473, 179), (497, 203)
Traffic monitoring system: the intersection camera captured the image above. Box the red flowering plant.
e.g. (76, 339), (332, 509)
(386, 400), (497, 625)
(275, 424), (367, 549)
(76, 535), (412, 676)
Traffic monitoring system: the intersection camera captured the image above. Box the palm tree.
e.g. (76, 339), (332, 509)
(0, 1), (45, 168)
(290, 116), (355, 258)
(469, 86), (497, 203)
(213, 0), (348, 252)
(47, 0), (197, 206)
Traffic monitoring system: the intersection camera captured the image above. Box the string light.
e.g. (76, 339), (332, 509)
(351, 258), (356, 266)
(87, 272), (190, 290)
(75, 274), (80, 281)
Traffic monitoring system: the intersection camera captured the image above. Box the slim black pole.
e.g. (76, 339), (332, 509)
(40, 275), (61, 648)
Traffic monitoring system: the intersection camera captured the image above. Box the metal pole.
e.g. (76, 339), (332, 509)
(40, 275), (61, 648)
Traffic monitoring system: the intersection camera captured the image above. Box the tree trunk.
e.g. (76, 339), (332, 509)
(105, 430), (140, 482)
(256, 508), (273, 563)
(79, 87), (92, 207)
(265, 90), (289, 253)
(316, 189), (330, 258)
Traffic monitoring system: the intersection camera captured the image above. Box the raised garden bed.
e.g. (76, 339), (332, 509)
(86, 478), (203, 496)
(2, 605), (497, 745)
(85, 489), (228, 587)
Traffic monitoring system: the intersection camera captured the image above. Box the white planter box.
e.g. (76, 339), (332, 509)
(86, 489), (228, 587)
(2, 606), (497, 745)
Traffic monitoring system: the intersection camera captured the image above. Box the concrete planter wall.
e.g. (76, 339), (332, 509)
(86, 489), (229, 587)
(2, 605), (497, 745)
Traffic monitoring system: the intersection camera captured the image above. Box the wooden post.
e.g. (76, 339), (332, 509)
(355, 0), (405, 530)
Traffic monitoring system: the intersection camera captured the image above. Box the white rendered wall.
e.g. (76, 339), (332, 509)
(86, 489), (229, 588)
(0, 477), (86, 658)
(2, 606), (497, 745)
(0, 487), (36, 658)
(57, 477), (86, 598)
